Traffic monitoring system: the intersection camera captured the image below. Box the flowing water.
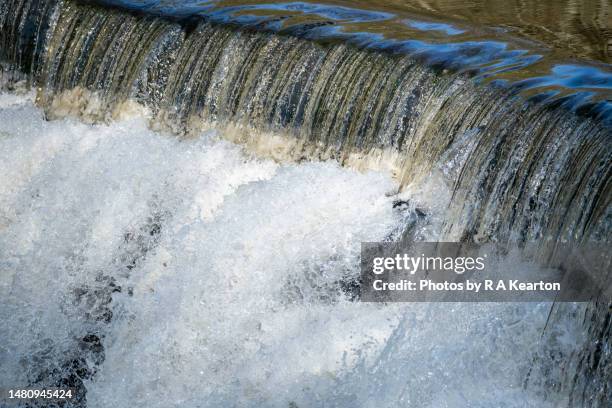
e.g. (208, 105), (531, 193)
(0, 86), (588, 408)
(0, 0), (610, 407)
(100, 0), (612, 63)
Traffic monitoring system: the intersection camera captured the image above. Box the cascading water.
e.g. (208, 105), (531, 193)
(0, 0), (610, 407)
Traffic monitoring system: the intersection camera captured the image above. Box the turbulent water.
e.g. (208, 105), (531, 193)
(2, 0), (610, 244)
(0, 91), (585, 408)
(0, 0), (610, 406)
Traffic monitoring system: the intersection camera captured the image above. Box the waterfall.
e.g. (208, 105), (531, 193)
(3, 0), (609, 243)
(0, 0), (610, 406)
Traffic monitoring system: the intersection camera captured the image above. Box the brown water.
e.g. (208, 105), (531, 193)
(100, 0), (612, 63)
(94, 0), (611, 119)
(304, 0), (612, 63)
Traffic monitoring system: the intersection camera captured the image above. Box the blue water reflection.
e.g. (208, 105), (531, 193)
(404, 20), (465, 36)
(96, 0), (611, 126)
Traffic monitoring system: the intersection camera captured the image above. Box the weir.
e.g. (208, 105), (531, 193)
(0, 0), (610, 406)
(2, 0), (609, 244)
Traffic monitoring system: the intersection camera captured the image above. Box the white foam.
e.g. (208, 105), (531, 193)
(0, 92), (578, 407)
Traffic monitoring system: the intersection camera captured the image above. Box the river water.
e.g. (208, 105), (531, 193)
(0, 0), (609, 406)
(0, 90), (579, 408)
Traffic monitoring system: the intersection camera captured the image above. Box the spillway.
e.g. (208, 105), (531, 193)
(0, 0), (610, 406)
